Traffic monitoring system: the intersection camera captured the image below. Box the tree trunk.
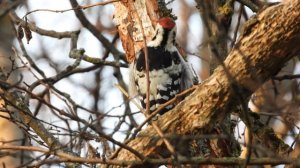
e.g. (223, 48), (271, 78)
(0, 14), (27, 167)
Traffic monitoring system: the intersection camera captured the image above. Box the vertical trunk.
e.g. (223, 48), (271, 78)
(0, 15), (27, 167)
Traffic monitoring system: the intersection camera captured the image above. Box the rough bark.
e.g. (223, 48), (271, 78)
(194, 0), (237, 160)
(113, 0), (159, 63)
(112, 0), (300, 164)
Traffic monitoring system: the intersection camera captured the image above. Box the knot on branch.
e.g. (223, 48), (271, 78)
(69, 48), (85, 59)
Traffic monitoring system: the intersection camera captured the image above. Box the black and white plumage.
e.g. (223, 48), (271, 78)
(129, 17), (198, 115)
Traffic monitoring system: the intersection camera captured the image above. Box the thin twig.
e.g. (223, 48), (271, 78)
(0, 145), (298, 167)
(272, 74), (300, 81)
(236, 0), (259, 12)
(115, 84), (189, 161)
(69, 0), (123, 59)
(10, 11), (80, 39)
(22, 0), (120, 19)
(230, 4), (243, 48)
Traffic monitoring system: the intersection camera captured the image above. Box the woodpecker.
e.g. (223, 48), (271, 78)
(129, 17), (197, 115)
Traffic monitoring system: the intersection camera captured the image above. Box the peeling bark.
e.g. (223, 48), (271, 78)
(111, 0), (300, 165)
(113, 0), (158, 63)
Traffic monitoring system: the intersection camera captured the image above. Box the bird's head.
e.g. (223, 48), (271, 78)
(147, 17), (177, 47)
(157, 17), (176, 30)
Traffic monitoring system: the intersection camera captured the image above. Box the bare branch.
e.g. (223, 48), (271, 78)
(1, 145), (299, 166)
(10, 12), (80, 39)
(69, 0), (124, 59)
